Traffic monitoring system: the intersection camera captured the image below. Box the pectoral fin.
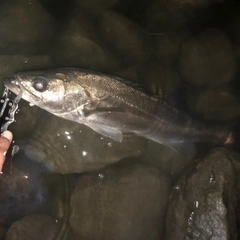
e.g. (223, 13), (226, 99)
(86, 123), (123, 142)
(82, 107), (124, 117)
(166, 142), (194, 156)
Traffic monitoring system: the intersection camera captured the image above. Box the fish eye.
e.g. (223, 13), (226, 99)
(32, 77), (48, 92)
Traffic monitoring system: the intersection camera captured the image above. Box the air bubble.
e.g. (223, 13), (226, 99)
(98, 173), (105, 180)
(174, 185), (181, 190)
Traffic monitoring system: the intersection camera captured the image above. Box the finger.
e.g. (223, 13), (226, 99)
(0, 130), (13, 171)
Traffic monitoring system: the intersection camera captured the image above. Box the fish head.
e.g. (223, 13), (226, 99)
(3, 69), (91, 114)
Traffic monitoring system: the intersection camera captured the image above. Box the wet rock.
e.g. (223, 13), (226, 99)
(138, 62), (181, 95)
(187, 87), (240, 122)
(0, 55), (52, 93)
(98, 10), (152, 65)
(113, 66), (139, 82)
(70, 163), (170, 240)
(4, 214), (59, 240)
(153, 31), (190, 63)
(145, 0), (186, 32)
(0, 156), (49, 222)
(141, 141), (196, 181)
(74, 0), (120, 18)
(166, 148), (237, 240)
(179, 29), (236, 86)
(52, 11), (120, 70)
(21, 113), (146, 174)
(8, 102), (44, 140)
(0, 0), (56, 55)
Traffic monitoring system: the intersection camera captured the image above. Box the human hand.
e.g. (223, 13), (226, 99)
(0, 131), (13, 172)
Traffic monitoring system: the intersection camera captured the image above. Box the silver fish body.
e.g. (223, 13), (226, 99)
(3, 68), (233, 153)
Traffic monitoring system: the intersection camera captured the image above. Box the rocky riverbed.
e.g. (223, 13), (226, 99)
(0, 0), (240, 239)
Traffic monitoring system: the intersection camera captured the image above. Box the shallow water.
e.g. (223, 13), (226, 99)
(0, 0), (240, 239)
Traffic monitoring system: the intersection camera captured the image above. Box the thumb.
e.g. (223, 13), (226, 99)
(0, 131), (13, 171)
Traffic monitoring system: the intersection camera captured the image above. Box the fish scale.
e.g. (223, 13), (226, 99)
(3, 68), (234, 154)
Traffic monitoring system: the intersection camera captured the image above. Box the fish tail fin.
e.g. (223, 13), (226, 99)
(223, 123), (240, 151)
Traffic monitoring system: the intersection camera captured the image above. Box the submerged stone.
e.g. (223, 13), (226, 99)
(187, 87), (240, 122)
(98, 10), (152, 65)
(21, 113), (146, 174)
(4, 214), (59, 240)
(179, 29), (236, 86)
(70, 163), (170, 240)
(0, 0), (56, 55)
(52, 11), (120, 71)
(166, 148), (238, 240)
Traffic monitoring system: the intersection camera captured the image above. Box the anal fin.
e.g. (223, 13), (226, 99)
(86, 123), (123, 142)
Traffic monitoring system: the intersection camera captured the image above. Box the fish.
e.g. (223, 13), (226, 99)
(3, 68), (235, 154)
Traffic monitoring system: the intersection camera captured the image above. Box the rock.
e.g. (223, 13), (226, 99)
(4, 214), (59, 240)
(187, 87), (240, 122)
(153, 31), (190, 63)
(52, 11), (120, 71)
(179, 29), (236, 86)
(0, 156), (49, 222)
(74, 0), (120, 18)
(98, 10), (152, 65)
(20, 112), (146, 174)
(145, 0), (188, 32)
(0, 0), (56, 55)
(0, 55), (52, 93)
(138, 61), (182, 95)
(113, 66), (139, 82)
(70, 163), (170, 240)
(140, 141), (196, 181)
(8, 102), (44, 140)
(166, 148), (237, 240)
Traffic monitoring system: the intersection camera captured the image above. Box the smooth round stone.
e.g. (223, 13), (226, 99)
(179, 29), (236, 86)
(145, 0), (188, 31)
(138, 62), (181, 95)
(113, 66), (139, 82)
(0, 0), (56, 55)
(140, 142), (196, 182)
(4, 214), (59, 240)
(74, 0), (120, 17)
(22, 114), (147, 174)
(187, 88), (240, 122)
(154, 31), (190, 63)
(70, 163), (170, 240)
(98, 10), (152, 65)
(52, 12), (120, 70)
(166, 148), (237, 240)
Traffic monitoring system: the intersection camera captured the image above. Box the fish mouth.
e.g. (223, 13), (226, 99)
(3, 78), (21, 95)
(3, 77), (41, 103)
